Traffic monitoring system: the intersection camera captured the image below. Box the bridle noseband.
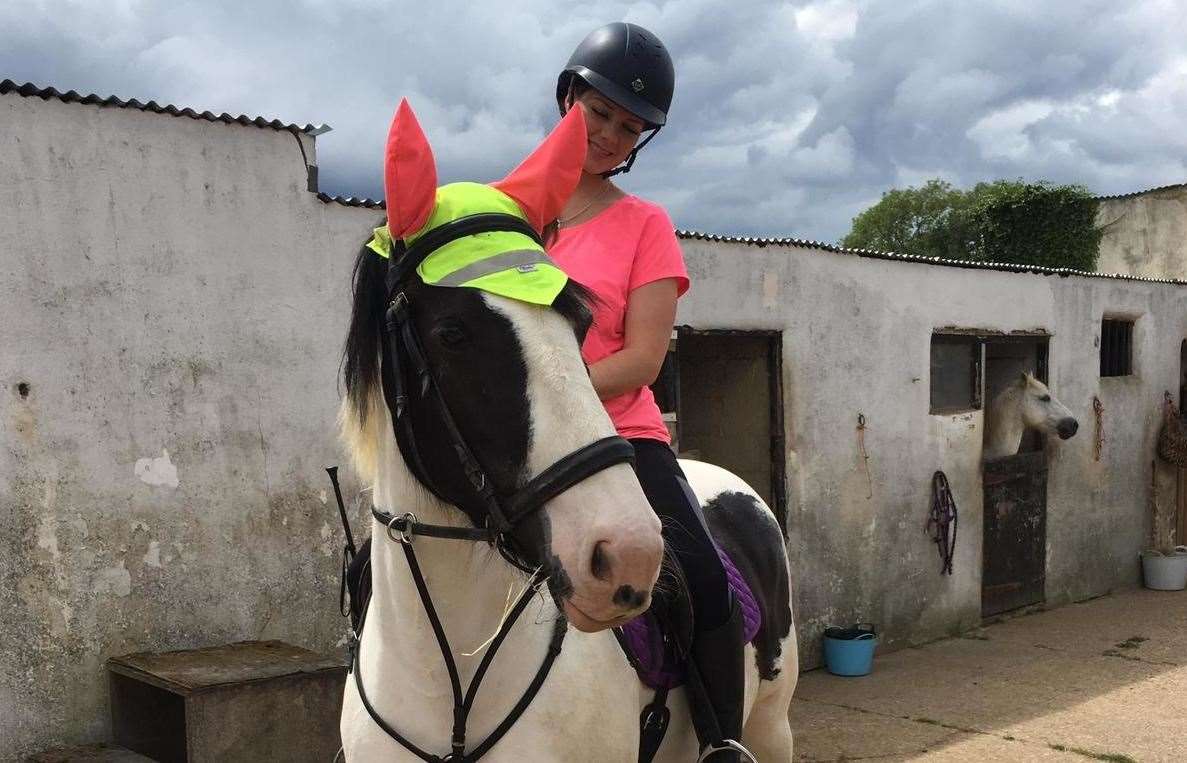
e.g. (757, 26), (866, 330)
(353, 212), (637, 762)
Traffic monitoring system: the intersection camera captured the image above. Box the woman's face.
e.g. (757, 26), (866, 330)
(569, 89), (647, 175)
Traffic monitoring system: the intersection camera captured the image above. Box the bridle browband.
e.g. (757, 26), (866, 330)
(352, 212), (637, 761)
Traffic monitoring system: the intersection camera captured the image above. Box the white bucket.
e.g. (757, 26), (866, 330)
(1141, 550), (1187, 590)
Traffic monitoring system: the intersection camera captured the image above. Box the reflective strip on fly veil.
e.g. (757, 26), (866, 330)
(431, 249), (554, 287)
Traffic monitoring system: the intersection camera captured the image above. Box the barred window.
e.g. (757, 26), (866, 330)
(1100, 319), (1134, 377)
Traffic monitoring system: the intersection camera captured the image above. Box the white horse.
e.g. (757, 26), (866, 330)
(337, 101), (797, 761)
(983, 372), (1079, 460)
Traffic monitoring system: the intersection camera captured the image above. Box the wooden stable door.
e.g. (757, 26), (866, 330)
(982, 451), (1047, 618)
(1179, 340), (1187, 545)
(652, 329), (788, 530)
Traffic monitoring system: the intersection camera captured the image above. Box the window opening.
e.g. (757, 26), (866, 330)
(1100, 319), (1134, 377)
(930, 334), (982, 413)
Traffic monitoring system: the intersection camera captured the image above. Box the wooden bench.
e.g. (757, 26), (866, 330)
(107, 640), (346, 762)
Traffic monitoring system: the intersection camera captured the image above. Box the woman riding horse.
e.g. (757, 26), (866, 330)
(339, 24), (794, 762)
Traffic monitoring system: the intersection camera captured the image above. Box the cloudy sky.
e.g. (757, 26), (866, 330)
(4, 0), (1186, 242)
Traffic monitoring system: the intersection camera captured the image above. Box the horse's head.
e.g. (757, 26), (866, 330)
(1016, 372), (1079, 440)
(341, 100), (662, 630)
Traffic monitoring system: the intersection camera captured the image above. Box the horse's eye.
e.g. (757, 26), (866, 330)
(1040, 394), (1051, 402)
(434, 323), (468, 348)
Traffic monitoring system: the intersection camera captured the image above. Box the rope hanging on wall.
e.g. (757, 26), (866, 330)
(856, 413), (873, 499)
(1093, 396), (1105, 462)
(928, 471), (957, 575)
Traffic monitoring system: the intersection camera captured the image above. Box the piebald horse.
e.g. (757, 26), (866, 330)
(338, 101), (797, 761)
(983, 372), (1079, 460)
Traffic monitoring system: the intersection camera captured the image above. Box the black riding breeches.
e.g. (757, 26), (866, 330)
(630, 438), (731, 632)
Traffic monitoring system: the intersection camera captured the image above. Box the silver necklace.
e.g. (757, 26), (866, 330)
(557, 185), (613, 227)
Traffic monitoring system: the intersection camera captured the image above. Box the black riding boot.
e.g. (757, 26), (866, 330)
(686, 597), (751, 762)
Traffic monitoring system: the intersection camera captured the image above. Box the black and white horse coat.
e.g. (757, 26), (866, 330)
(338, 99), (797, 762)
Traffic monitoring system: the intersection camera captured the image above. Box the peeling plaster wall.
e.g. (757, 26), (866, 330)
(1097, 186), (1187, 280)
(1, 95), (378, 759)
(676, 240), (1187, 667)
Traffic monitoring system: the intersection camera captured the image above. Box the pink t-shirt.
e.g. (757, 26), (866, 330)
(548, 195), (689, 443)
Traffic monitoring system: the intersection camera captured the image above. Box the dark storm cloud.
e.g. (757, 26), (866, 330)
(3, 0), (1185, 242)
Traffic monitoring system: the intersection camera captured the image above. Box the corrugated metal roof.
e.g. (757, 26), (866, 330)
(1095, 182), (1187, 202)
(1, 79), (329, 135)
(310, 198), (1184, 284)
(311, 195), (1185, 284)
(675, 229), (1187, 285)
(316, 193), (385, 209)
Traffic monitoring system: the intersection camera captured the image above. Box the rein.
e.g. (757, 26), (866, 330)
(352, 212), (637, 760)
(351, 520), (565, 763)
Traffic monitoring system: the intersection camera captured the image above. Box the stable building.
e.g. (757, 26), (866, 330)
(4, 79), (1186, 757)
(661, 232), (1187, 664)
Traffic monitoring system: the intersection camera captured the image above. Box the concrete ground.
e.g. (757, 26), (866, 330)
(791, 588), (1187, 762)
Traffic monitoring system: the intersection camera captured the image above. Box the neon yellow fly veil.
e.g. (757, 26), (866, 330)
(367, 182), (568, 307)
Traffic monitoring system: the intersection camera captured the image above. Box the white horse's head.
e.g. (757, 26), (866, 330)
(340, 100), (663, 632)
(1014, 372), (1079, 440)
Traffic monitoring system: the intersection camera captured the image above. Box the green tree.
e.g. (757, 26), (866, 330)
(841, 178), (1102, 272)
(965, 180), (1102, 271)
(841, 179), (974, 260)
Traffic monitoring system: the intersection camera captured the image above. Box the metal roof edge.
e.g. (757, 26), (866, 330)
(675, 229), (1187, 286)
(315, 193), (385, 209)
(1095, 182), (1187, 202)
(1, 79), (329, 135)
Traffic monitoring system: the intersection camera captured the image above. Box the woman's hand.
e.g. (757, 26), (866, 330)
(587, 278), (678, 400)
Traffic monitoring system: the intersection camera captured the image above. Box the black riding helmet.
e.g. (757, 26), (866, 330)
(556, 22), (675, 176)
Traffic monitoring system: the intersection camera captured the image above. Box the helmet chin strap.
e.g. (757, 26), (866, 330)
(562, 81), (662, 179)
(601, 126), (660, 178)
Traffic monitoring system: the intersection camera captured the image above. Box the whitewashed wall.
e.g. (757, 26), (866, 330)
(1, 92), (376, 760)
(677, 238), (1187, 665)
(1097, 184), (1187, 279)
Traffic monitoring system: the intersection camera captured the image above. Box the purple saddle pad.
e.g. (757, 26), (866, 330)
(617, 547), (760, 690)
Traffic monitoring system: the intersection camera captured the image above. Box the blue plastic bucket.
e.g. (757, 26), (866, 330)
(823, 623), (878, 676)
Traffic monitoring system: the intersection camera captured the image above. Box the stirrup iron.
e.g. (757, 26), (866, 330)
(697, 739), (758, 763)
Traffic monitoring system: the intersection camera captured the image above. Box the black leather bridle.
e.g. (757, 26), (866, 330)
(352, 212), (636, 762)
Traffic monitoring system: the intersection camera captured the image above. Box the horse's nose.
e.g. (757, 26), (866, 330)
(590, 534), (660, 612)
(613, 584), (648, 610)
(1057, 418), (1079, 439)
(591, 540), (612, 581)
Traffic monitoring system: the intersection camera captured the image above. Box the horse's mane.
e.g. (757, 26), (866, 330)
(338, 226), (594, 483)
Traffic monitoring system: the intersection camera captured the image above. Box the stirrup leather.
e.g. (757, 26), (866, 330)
(696, 739), (758, 763)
